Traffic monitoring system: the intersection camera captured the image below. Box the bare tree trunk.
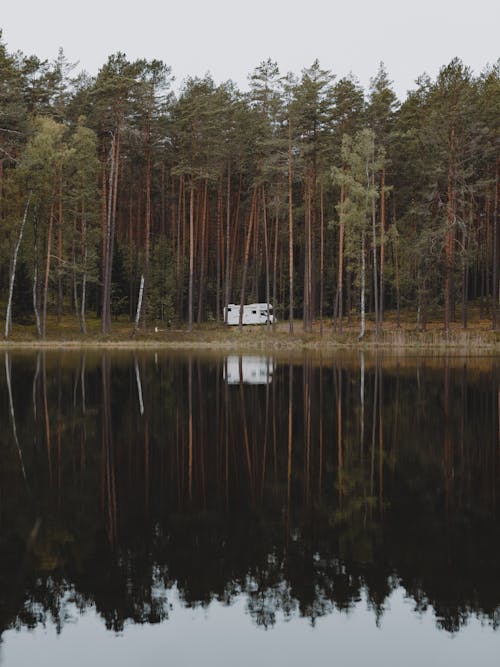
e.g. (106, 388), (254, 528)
(33, 214), (41, 338)
(5, 194), (31, 338)
(57, 173), (63, 324)
(262, 186), (270, 329)
(393, 199), (401, 328)
(42, 197), (55, 339)
(188, 179), (195, 331)
(197, 180), (208, 323)
(372, 161), (379, 338)
(216, 175), (222, 322)
(239, 189), (257, 329)
(494, 157), (500, 329)
(319, 183), (324, 336)
(81, 203), (88, 334)
(142, 126), (152, 329)
(130, 274), (145, 338)
(359, 229), (366, 340)
(335, 179), (345, 335)
(379, 167), (386, 332)
(224, 160), (231, 324)
(102, 132), (120, 334)
(445, 119), (456, 338)
(288, 117), (294, 335)
(272, 188), (279, 330)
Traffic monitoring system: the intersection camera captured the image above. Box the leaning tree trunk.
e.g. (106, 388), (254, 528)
(130, 274), (145, 339)
(5, 194), (31, 338)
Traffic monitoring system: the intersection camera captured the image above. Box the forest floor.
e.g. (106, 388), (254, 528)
(2, 307), (500, 351)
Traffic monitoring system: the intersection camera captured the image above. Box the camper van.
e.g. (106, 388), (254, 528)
(224, 303), (274, 325)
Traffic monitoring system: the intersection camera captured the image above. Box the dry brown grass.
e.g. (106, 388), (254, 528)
(2, 307), (500, 352)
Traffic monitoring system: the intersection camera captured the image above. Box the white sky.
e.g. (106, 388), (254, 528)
(1, 0), (499, 98)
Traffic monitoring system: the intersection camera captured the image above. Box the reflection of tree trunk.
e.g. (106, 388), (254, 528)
(318, 357), (323, 498)
(224, 358), (230, 508)
(5, 353), (27, 483)
(198, 361), (207, 508)
(444, 361), (451, 512)
(370, 361), (378, 512)
(335, 360), (343, 509)
(261, 358), (270, 500)
(33, 352), (40, 422)
(81, 353), (87, 415)
(42, 352), (52, 482)
(239, 357), (253, 496)
(378, 359), (383, 514)
(144, 420), (150, 515)
(134, 354), (144, 415)
(391, 364), (400, 458)
(303, 360), (311, 504)
(188, 357), (193, 500)
(360, 353), (365, 461)
(102, 354), (117, 546)
(287, 363), (294, 518)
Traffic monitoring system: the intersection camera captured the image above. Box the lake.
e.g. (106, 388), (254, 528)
(1, 350), (500, 666)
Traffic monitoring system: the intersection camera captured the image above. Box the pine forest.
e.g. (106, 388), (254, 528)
(0, 34), (499, 339)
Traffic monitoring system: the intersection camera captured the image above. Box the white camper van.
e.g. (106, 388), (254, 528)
(224, 303), (274, 325)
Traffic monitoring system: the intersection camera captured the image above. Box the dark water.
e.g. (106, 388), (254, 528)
(1, 350), (500, 666)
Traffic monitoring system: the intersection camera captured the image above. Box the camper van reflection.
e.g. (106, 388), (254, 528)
(224, 303), (274, 325)
(223, 356), (274, 385)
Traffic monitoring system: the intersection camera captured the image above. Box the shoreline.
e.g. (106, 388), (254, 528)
(2, 328), (500, 353)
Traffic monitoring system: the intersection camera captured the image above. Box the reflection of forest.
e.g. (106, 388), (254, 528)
(1, 351), (500, 636)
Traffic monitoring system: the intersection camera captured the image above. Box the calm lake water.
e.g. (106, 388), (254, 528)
(1, 350), (500, 666)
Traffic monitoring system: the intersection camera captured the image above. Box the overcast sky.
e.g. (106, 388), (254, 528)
(1, 0), (499, 98)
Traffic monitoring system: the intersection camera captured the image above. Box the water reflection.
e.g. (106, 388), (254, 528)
(223, 355), (274, 384)
(1, 351), (500, 643)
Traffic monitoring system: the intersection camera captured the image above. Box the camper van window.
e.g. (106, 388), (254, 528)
(228, 307), (232, 312)
(252, 310), (257, 315)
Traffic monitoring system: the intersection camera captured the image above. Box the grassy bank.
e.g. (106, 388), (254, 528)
(2, 310), (500, 351)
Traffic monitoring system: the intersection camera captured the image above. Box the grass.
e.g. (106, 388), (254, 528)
(2, 306), (500, 352)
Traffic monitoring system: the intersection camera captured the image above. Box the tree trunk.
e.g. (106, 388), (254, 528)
(130, 274), (145, 338)
(101, 132), (119, 334)
(288, 116), (294, 335)
(188, 179), (195, 331)
(379, 167), (386, 332)
(224, 160), (231, 323)
(57, 172), (63, 324)
(33, 214), (41, 338)
(81, 203), (88, 335)
(262, 186), (270, 329)
(239, 189), (257, 329)
(42, 197), (55, 339)
(5, 194), (31, 338)
(142, 127), (152, 329)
